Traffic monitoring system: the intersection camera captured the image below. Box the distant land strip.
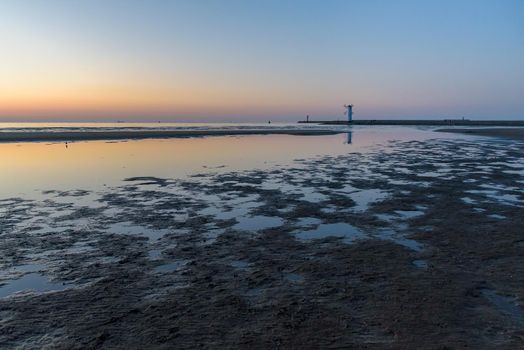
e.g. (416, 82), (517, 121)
(437, 128), (524, 141)
(300, 120), (524, 126)
(0, 129), (341, 143)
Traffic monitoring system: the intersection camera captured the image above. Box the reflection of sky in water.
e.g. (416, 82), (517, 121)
(412, 259), (428, 268)
(230, 260), (250, 269)
(376, 228), (424, 252)
(106, 222), (171, 242)
(0, 126), (462, 199)
(295, 217), (322, 227)
(295, 223), (365, 243)
(350, 189), (389, 212)
(154, 260), (189, 273)
(233, 216), (284, 231)
(148, 249), (162, 260)
(285, 273), (305, 283)
(0, 273), (69, 298)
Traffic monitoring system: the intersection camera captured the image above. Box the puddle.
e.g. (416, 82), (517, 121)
(0, 273), (69, 298)
(418, 171), (440, 177)
(154, 259), (189, 273)
(285, 273), (304, 284)
(12, 263), (46, 274)
(395, 210), (424, 219)
(300, 188), (329, 202)
(295, 223), (365, 244)
(321, 205), (338, 214)
(495, 193), (522, 204)
(106, 222), (170, 241)
(200, 198), (261, 221)
(488, 214), (506, 220)
(482, 289), (524, 327)
(230, 260), (250, 269)
(295, 217), (322, 228)
(392, 237), (423, 252)
(350, 189), (388, 211)
(63, 241), (97, 255)
(467, 190), (523, 205)
(376, 229), (423, 252)
(148, 249), (162, 260)
(201, 228), (225, 245)
(233, 216), (283, 231)
(461, 197), (477, 205)
(412, 259), (428, 268)
(244, 287), (264, 299)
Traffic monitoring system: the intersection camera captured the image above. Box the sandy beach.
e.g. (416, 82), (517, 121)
(2, 0), (523, 347)
(0, 129), (341, 143)
(438, 127), (524, 140)
(1, 131), (523, 348)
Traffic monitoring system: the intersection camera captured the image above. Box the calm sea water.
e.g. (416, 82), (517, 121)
(0, 123), (465, 198)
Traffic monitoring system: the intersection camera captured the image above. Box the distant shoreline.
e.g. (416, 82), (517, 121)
(437, 127), (524, 140)
(0, 129), (341, 143)
(299, 119), (524, 126)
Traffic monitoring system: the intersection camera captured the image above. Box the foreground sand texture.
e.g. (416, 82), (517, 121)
(1, 135), (524, 348)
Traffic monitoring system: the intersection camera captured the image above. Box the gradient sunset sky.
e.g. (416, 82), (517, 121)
(1, 0), (523, 122)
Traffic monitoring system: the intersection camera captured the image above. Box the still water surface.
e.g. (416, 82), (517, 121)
(0, 125), (464, 198)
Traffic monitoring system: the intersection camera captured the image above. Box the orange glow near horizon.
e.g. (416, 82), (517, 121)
(0, 76), (338, 120)
(1, 1), (522, 121)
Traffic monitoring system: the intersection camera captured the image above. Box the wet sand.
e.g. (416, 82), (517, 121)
(1, 135), (524, 348)
(0, 129), (340, 143)
(438, 127), (524, 140)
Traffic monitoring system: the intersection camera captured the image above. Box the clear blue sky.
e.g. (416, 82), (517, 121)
(0, 0), (523, 121)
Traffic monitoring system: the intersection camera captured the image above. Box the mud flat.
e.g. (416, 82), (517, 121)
(1, 135), (524, 348)
(438, 127), (524, 140)
(0, 129), (340, 143)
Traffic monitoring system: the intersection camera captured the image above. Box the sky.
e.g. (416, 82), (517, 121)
(0, 0), (523, 122)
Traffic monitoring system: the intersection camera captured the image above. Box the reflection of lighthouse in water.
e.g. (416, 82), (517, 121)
(345, 132), (352, 144)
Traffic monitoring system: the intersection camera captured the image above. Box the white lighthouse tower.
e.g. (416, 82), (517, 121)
(344, 104), (353, 122)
